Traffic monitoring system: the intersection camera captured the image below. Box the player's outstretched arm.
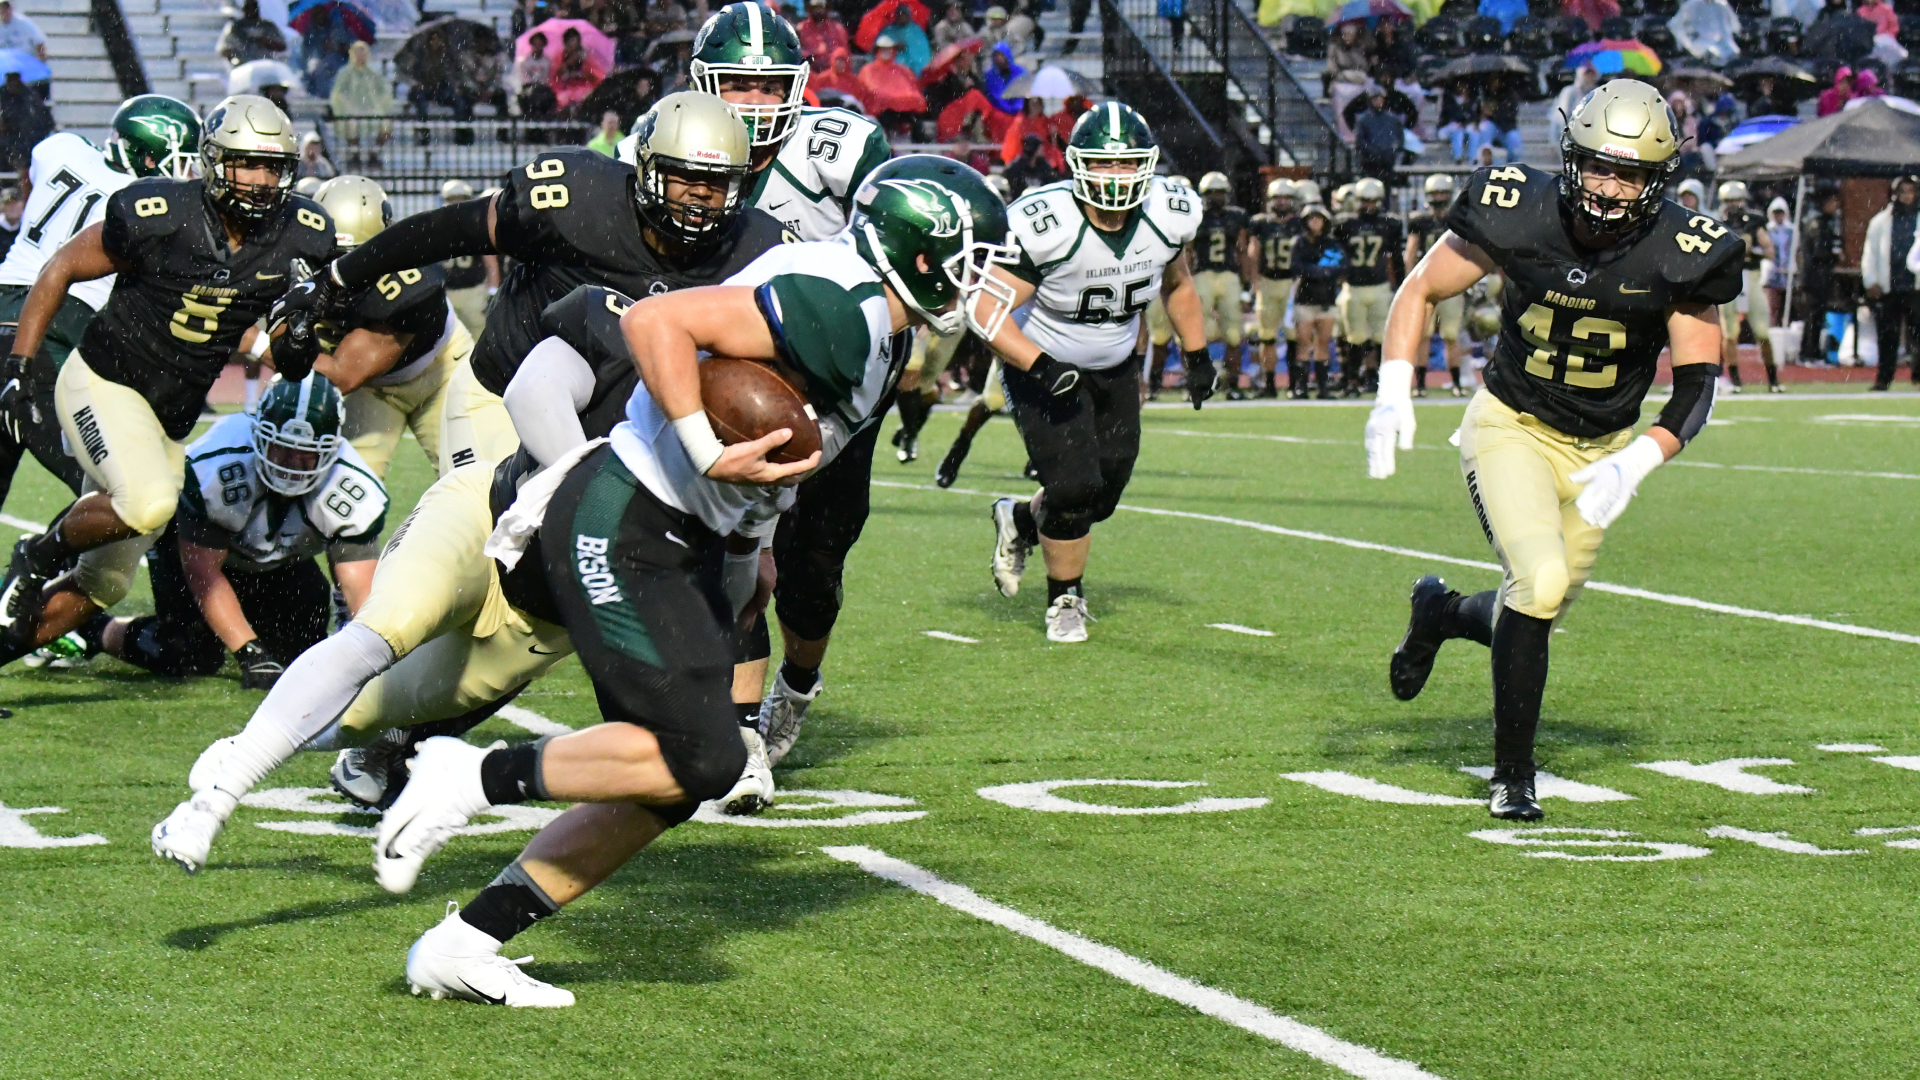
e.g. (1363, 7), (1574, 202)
(502, 337), (596, 467)
(329, 193), (498, 292)
(315, 325), (413, 394)
(331, 556), (376, 617)
(1368, 232), (1493, 479)
(618, 285), (820, 485)
(1569, 302), (1720, 528)
(967, 267), (1083, 397)
(177, 536), (256, 653)
(12, 223), (124, 361)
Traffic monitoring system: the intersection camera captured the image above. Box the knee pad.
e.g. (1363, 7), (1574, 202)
(1035, 496), (1094, 542)
(771, 557), (843, 642)
(659, 725), (749, 803)
(118, 494), (177, 536)
(71, 556), (136, 609)
(123, 615), (224, 678)
(648, 799), (702, 827)
(1518, 558), (1570, 619)
(733, 610), (770, 665)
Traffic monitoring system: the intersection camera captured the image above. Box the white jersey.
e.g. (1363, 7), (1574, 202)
(179, 413), (390, 572)
(1007, 177), (1202, 369)
(0, 133), (132, 310)
(618, 106), (890, 243)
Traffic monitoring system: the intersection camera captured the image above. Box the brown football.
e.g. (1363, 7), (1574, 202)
(699, 357), (823, 465)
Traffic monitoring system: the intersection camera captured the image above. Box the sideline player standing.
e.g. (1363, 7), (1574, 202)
(1247, 178), (1297, 398)
(0, 96), (200, 510)
(0, 95), (333, 665)
(1367, 81), (1739, 819)
(978, 102), (1209, 643)
(1332, 176), (1402, 396)
(1403, 173), (1465, 396)
(1713, 180), (1780, 393)
(1190, 171), (1251, 397)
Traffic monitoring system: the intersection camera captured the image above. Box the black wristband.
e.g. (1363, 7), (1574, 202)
(334, 197), (493, 290)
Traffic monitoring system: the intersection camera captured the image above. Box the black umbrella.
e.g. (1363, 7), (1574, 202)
(577, 66), (658, 129)
(394, 16), (503, 90)
(1432, 54), (1532, 80)
(1725, 56), (1818, 85)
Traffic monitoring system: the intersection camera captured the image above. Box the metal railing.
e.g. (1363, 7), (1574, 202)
(1098, 0), (1225, 177)
(317, 116), (592, 207)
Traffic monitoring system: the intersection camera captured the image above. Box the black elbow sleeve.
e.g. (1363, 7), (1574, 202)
(333, 197), (494, 289)
(1653, 362), (1718, 447)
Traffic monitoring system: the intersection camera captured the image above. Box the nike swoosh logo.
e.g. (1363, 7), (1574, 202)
(665, 531), (688, 548)
(459, 978), (507, 1006)
(528, 645), (559, 655)
(255, 272), (285, 280)
(1619, 285), (1651, 294)
(762, 200), (791, 212)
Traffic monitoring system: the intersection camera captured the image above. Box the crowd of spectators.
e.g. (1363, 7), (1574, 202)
(0, 0), (50, 174)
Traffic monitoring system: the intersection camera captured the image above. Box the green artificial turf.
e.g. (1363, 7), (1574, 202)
(0, 391), (1917, 1079)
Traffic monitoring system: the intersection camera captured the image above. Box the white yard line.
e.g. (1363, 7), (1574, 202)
(870, 481), (1920, 646)
(822, 845), (1448, 1080)
(921, 630), (980, 643)
(0, 512), (45, 533)
(1208, 623), (1276, 637)
(494, 704), (572, 736)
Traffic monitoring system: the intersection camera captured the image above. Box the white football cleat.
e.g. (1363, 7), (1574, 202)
(717, 726), (775, 815)
(989, 497), (1030, 598)
(151, 791), (237, 874)
(1045, 593), (1091, 643)
(759, 668), (822, 767)
(187, 735), (241, 793)
(373, 737), (494, 894)
(407, 903), (574, 1008)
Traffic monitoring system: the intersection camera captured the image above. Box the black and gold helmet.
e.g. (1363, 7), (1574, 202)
(201, 94), (299, 223)
(1559, 79), (1680, 237)
(630, 91), (753, 249)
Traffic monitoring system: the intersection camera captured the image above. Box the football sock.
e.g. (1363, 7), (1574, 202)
(1449, 366), (1462, 389)
(1763, 358), (1779, 387)
(1311, 362), (1329, 391)
(1490, 609), (1553, 767)
(243, 376), (260, 413)
(780, 658), (820, 695)
(22, 520), (75, 574)
(479, 739), (548, 805)
(206, 623), (395, 799)
(1047, 576), (1082, 603)
(1011, 500), (1040, 546)
(896, 392), (932, 440)
(1414, 365), (1428, 391)
(76, 611), (111, 653)
(735, 701), (759, 730)
(1442, 589), (1497, 647)
(460, 863), (562, 943)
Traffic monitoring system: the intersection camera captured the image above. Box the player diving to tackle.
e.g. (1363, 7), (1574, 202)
(975, 102), (1212, 642)
(0, 96), (335, 667)
(1367, 80), (1740, 819)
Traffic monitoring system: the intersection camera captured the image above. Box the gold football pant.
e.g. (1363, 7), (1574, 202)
(54, 350), (182, 606)
(437, 355), (519, 474)
(1430, 293), (1465, 342)
(1253, 277), (1293, 342)
(1457, 390), (1633, 622)
(343, 318), (470, 480)
(1718, 268), (1772, 339)
(1338, 282), (1393, 345)
(1191, 269), (1245, 347)
(446, 283), (490, 338)
(1146, 296), (1174, 347)
(338, 462), (573, 738)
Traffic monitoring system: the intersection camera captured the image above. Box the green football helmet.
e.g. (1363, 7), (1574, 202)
(105, 95), (201, 180)
(1066, 101), (1160, 212)
(851, 155), (1020, 338)
(689, 2), (809, 149)
(253, 372), (344, 496)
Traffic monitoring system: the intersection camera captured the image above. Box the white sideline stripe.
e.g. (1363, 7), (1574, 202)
(1208, 622), (1275, 637)
(921, 630), (980, 643)
(1151, 426), (1920, 481)
(495, 704), (571, 736)
(869, 481), (1920, 645)
(0, 512), (45, 533)
(822, 845), (1448, 1080)
(1282, 771), (1479, 806)
(1458, 766), (1636, 802)
(1704, 825), (1865, 856)
(1818, 743), (1889, 753)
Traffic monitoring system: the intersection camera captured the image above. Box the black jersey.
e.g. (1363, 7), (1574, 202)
(1193, 204), (1250, 274)
(443, 251), (488, 291)
(1723, 207), (1768, 272)
(1406, 208), (1448, 262)
(478, 147), (792, 396)
(1248, 213), (1297, 279)
(339, 261), (450, 372)
(536, 284), (643, 440)
(1333, 211), (1404, 288)
(82, 180), (334, 438)
(1447, 164), (1743, 438)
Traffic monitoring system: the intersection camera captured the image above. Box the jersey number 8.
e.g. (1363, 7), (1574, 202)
(134, 197), (169, 218)
(376, 268), (423, 300)
(1518, 303), (1626, 388)
(170, 292), (234, 344)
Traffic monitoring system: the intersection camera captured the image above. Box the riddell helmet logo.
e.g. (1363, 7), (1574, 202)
(1600, 143), (1640, 159)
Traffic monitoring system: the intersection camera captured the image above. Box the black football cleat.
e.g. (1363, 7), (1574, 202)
(0, 537), (53, 651)
(1390, 574), (1457, 701)
(1488, 762), (1544, 821)
(935, 445), (965, 488)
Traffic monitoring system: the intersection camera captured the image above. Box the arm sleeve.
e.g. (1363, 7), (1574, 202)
(327, 533), (384, 564)
(332, 198), (494, 290)
(1653, 361), (1718, 448)
(502, 337), (597, 466)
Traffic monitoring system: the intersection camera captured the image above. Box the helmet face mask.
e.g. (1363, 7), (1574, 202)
(252, 374), (344, 496)
(202, 95), (299, 224)
(109, 95), (202, 180)
(1067, 103), (1160, 213)
(690, 2), (809, 149)
(852, 156), (1021, 339)
(1558, 80), (1680, 240)
(632, 92), (753, 249)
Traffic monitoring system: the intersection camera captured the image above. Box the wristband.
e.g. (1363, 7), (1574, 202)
(671, 411), (726, 475)
(246, 329), (272, 361)
(1614, 433), (1668, 480)
(1376, 358), (1415, 402)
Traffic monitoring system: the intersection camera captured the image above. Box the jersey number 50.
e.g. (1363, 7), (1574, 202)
(1518, 302), (1626, 388)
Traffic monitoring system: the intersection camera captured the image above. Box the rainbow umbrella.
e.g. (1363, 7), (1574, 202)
(1565, 38), (1662, 77)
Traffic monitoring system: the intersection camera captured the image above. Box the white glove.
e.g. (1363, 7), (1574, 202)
(1364, 358), (1418, 479)
(1569, 434), (1667, 528)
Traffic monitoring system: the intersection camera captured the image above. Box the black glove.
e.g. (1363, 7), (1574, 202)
(235, 640), (285, 690)
(268, 267), (354, 382)
(0, 354), (37, 443)
(1183, 347), (1218, 410)
(1027, 351), (1084, 397)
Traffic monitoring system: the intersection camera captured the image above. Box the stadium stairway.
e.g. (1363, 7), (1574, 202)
(37, 0), (170, 144)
